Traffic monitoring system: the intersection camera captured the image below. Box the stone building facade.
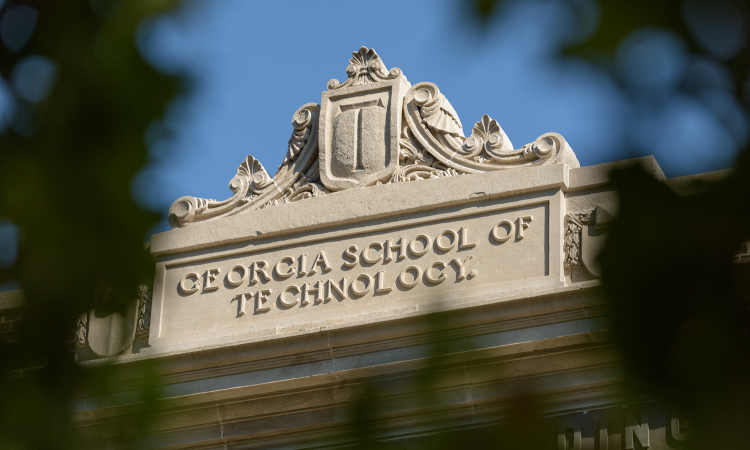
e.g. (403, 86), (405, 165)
(2, 47), (742, 449)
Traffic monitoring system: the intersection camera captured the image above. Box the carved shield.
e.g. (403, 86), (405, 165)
(581, 226), (607, 278)
(319, 75), (410, 190)
(581, 205), (616, 278)
(87, 300), (138, 357)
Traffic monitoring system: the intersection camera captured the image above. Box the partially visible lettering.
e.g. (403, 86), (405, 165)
(226, 265), (248, 287)
(425, 261), (447, 284)
(179, 272), (201, 294)
(274, 257), (296, 279)
(361, 242), (383, 264)
(557, 421), (581, 450)
(256, 289), (273, 312)
(350, 273), (373, 296)
(398, 266), (422, 289)
(204, 268), (221, 292)
(625, 410), (649, 450)
(250, 261), (270, 285)
(279, 285), (300, 307)
(310, 251), (332, 274)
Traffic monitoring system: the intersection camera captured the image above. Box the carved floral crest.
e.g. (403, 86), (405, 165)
(327, 46), (402, 90)
(168, 47), (579, 229)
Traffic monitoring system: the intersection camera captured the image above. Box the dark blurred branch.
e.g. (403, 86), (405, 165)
(0, 0), (180, 448)
(468, 0), (750, 448)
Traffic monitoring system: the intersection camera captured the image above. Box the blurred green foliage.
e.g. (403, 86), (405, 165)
(0, 0), (179, 448)
(0, 0), (749, 448)
(468, 0), (750, 449)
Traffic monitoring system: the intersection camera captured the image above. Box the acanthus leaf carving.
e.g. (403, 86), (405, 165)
(399, 124), (434, 167)
(389, 164), (461, 184)
(564, 210), (594, 270)
(135, 285), (151, 339)
(75, 313), (88, 348)
(238, 155), (274, 198)
(326, 46), (402, 91)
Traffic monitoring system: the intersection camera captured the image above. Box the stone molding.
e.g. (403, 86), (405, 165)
(153, 163), (570, 257)
(72, 282), (626, 448)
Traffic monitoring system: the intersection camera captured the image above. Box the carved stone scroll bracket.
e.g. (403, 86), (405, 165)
(168, 103), (320, 229)
(75, 312), (88, 349)
(135, 285), (152, 340)
(564, 210), (594, 271)
(327, 46), (403, 91)
(403, 82), (579, 174)
(278, 105), (316, 172)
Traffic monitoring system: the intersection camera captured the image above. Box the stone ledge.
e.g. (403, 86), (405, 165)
(72, 344), (632, 449)
(567, 156), (665, 191)
(83, 280), (602, 369)
(72, 281), (607, 414)
(0, 288), (24, 310)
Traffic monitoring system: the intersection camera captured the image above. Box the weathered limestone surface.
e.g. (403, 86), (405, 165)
(0, 47), (732, 448)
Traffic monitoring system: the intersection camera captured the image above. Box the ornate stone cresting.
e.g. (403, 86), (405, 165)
(403, 82), (578, 174)
(168, 47), (579, 229)
(169, 103), (320, 228)
(278, 107), (316, 171)
(564, 210), (594, 270)
(326, 46), (402, 90)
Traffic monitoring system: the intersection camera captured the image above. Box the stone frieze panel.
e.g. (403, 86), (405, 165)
(151, 195), (562, 349)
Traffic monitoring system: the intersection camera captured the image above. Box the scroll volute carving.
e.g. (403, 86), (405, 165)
(403, 82), (579, 174)
(169, 103), (320, 228)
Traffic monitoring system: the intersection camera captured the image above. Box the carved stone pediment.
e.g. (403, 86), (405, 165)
(168, 46), (579, 229)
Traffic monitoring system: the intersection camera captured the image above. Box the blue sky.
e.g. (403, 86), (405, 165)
(0, 0), (745, 290)
(133, 0), (745, 233)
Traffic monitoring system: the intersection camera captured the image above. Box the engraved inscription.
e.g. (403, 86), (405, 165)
(176, 216), (535, 317)
(160, 206), (548, 341)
